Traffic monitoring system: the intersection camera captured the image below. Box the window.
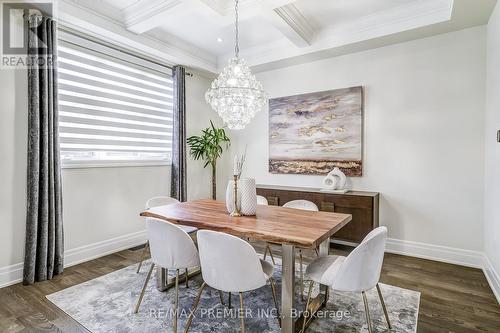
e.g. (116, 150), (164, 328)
(57, 31), (173, 167)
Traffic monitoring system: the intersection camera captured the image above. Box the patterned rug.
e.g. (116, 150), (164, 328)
(46, 258), (420, 332)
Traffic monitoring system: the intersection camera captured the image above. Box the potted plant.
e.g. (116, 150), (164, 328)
(187, 120), (230, 200)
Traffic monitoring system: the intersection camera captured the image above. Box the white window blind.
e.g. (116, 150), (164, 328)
(57, 31), (173, 167)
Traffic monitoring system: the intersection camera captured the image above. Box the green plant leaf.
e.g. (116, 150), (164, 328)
(187, 120), (231, 169)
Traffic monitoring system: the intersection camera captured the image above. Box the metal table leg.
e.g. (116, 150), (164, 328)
(318, 238), (330, 303)
(156, 266), (201, 292)
(281, 244), (296, 333)
(296, 239), (331, 332)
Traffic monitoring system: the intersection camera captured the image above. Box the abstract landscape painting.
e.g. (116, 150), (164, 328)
(269, 86), (363, 176)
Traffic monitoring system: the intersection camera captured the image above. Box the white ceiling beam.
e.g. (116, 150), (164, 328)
(265, 3), (315, 47)
(124, 0), (182, 34)
(195, 0), (226, 16)
(183, 0), (297, 24)
(195, 0), (296, 16)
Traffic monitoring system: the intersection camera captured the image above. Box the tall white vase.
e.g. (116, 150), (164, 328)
(240, 178), (257, 216)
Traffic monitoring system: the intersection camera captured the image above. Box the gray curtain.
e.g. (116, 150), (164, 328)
(24, 15), (64, 285)
(170, 66), (187, 202)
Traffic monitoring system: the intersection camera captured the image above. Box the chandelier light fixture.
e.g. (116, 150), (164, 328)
(205, 0), (267, 130)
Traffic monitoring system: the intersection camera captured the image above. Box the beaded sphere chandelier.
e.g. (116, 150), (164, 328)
(205, 0), (267, 130)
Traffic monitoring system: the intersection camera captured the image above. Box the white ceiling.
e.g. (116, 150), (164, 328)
(58, 0), (497, 73)
(154, 4), (286, 55)
(293, 0), (415, 30)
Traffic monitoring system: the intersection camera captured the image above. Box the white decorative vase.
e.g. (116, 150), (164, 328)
(239, 178), (257, 216)
(320, 167), (348, 193)
(225, 179), (241, 213)
(322, 174), (338, 190)
(330, 167), (347, 190)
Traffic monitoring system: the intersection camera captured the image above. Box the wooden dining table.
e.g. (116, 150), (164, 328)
(140, 199), (352, 333)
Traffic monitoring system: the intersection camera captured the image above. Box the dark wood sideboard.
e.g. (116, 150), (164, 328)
(256, 185), (379, 244)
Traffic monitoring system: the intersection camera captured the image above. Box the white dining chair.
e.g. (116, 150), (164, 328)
(184, 230), (281, 333)
(256, 195), (268, 205)
(134, 218), (200, 333)
(264, 199), (320, 300)
(283, 199), (319, 211)
(301, 226), (391, 333)
(137, 196), (198, 277)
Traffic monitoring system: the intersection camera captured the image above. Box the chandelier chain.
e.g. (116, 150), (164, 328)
(205, 0), (266, 130)
(234, 0), (239, 57)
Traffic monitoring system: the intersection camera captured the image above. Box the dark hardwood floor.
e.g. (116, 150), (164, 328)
(1, 242), (499, 332)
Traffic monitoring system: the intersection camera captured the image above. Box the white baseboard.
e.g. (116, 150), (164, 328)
(0, 262), (24, 289)
(0, 230), (147, 289)
(385, 238), (500, 304)
(385, 238), (484, 268)
(64, 230), (147, 268)
(483, 256), (500, 304)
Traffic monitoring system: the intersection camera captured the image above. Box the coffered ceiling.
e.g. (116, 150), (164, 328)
(58, 0), (497, 73)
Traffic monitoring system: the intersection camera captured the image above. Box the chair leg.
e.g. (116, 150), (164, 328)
(263, 244), (276, 265)
(136, 241), (149, 273)
(173, 269), (180, 333)
(228, 292), (232, 309)
(218, 290), (225, 305)
(185, 268), (189, 288)
(268, 245), (276, 265)
(269, 277), (281, 328)
(134, 263), (155, 313)
(301, 280), (314, 333)
(239, 292), (245, 333)
(376, 284), (392, 329)
(362, 291), (373, 333)
(299, 249), (304, 301)
(183, 282), (206, 333)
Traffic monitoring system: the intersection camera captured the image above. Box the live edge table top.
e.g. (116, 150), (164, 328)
(140, 199), (352, 248)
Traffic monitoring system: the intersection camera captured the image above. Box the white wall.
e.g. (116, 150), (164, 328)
(185, 73), (232, 201)
(232, 27), (487, 252)
(484, 3), (500, 299)
(0, 67), (230, 286)
(0, 68), (28, 270)
(62, 73), (229, 252)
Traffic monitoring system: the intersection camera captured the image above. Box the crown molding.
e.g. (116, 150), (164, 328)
(124, 0), (182, 34)
(218, 0), (454, 70)
(269, 3), (315, 47)
(59, 0), (217, 73)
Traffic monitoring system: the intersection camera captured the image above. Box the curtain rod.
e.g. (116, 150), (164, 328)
(58, 26), (193, 77)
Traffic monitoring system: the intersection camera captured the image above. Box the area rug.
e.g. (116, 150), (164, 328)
(46, 258), (420, 332)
